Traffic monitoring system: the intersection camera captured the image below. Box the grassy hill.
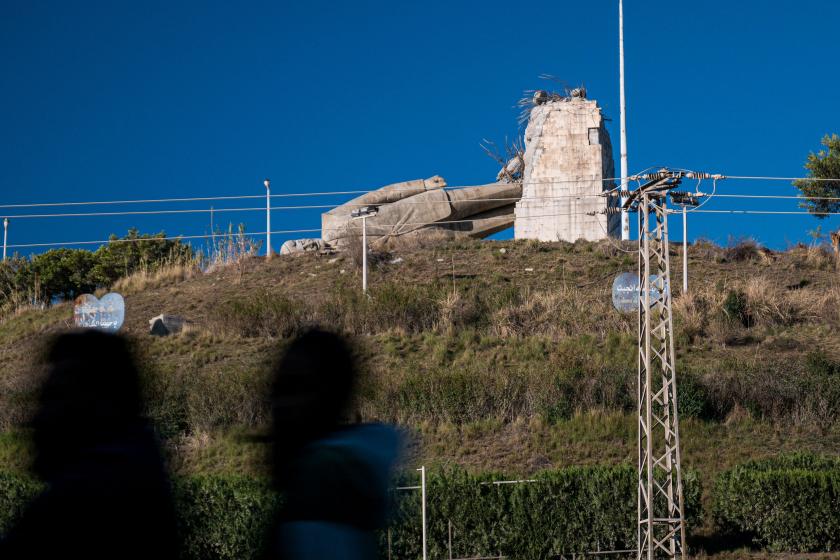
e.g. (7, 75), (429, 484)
(1, 237), (839, 550)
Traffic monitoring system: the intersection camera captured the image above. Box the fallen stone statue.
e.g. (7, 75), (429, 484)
(320, 176), (522, 250)
(280, 238), (329, 255)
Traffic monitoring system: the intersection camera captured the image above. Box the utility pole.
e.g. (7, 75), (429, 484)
(623, 170), (721, 560)
(622, 170), (705, 560)
(619, 0), (630, 241)
(2, 218), (7, 261)
(264, 178), (272, 260)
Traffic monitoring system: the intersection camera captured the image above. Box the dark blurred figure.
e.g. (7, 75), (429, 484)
(0, 331), (179, 560)
(266, 329), (399, 560)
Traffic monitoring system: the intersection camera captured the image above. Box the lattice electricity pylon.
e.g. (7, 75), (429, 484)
(622, 170), (697, 560)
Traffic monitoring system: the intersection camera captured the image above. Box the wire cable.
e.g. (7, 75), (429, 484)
(0, 195), (608, 220)
(0, 177), (621, 210)
(8, 205), (840, 250)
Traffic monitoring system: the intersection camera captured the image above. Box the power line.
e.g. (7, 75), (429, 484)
(6, 230), (315, 249)
(2, 174), (839, 212)
(0, 178), (620, 211)
(8, 203), (840, 250)
(691, 209), (840, 216)
(8, 206), (840, 251)
(709, 193), (840, 201)
(0, 195), (608, 220)
(8, 191), (840, 221)
(5, 209), (607, 249)
(723, 175), (840, 182)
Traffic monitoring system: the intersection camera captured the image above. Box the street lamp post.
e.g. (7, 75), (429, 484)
(264, 178), (271, 260)
(682, 205), (688, 293)
(350, 205), (379, 293)
(2, 218), (7, 261)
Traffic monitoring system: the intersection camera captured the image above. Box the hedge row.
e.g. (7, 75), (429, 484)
(714, 453), (840, 552)
(0, 473), (278, 560)
(0, 466), (700, 560)
(4, 456), (838, 559)
(387, 466), (701, 560)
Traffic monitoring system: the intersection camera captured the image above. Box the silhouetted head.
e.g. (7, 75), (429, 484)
(270, 329), (357, 478)
(32, 330), (144, 480)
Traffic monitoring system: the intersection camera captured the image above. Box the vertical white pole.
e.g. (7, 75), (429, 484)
(419, 466), (427, 560)
(682, 206), (688, 293)
(362, 216), (368, 293)
(619, 0), (630, 241)
(265, 179), (272, 260)
(2, 218), (7, 261)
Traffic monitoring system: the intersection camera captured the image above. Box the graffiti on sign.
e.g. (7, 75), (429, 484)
(611, 273), (667, 314)
(612, 272), (640, 313)
(73, 293), (125, 332)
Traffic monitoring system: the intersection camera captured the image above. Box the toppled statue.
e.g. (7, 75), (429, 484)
(280, 238), (329, 255)
(321, 176), (522, 250)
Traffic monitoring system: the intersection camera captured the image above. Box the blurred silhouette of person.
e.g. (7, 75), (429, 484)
(0, 330), (179, 560)
(266, 329), (399, 560)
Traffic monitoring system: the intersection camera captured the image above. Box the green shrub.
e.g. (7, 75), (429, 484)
(676, 374), (714, 420)
(722, 290), (751, 327)
(714, 453), (840, 551)
(805, 350), (840, 377)
(0, 472), (42, 538)
(217, 291), (306, 338)
(0, 471), (278, 560)
(175, 475), (279, 560)
(1, 467), (701, 560)
(388, 466), (701, 560)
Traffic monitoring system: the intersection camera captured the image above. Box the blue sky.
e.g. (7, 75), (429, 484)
(2, 0), (839, 255)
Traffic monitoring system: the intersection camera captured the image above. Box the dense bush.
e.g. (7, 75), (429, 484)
(0, 467), (700, 560)
(387, 466), (701, 560)
(714, 453), (840, 552)
(0, 229), (191, 304)
(0, 472), (42, 538)
(0, 472), (278, 560)
(174, 475), (279, 560)
(218, 290), (306, 338)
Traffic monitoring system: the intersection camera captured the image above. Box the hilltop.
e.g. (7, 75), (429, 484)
(1, 237), (839, 537)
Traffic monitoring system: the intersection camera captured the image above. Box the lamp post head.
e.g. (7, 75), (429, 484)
(264, 178), (271, 190)
(351, 205), (379, 219)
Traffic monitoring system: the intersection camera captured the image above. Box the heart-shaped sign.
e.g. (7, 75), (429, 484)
(73, 293), (125, 332)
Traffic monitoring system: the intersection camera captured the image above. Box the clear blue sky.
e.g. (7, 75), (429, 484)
(2, 0), (839, 255)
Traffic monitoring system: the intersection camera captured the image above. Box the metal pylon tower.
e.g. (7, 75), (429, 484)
(622, 170), (695, 560)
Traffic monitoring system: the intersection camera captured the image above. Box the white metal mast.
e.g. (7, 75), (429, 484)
(619, 0), (630, 240)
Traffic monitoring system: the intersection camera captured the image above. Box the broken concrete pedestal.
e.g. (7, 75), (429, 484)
(514, 92), (619, 242)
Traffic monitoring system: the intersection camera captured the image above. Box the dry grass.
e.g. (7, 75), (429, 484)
(112, 260), (199, 296)
(492, 287), (628, 338)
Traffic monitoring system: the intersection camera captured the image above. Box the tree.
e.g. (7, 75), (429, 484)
(30, 249), (98, 301)
(794, 134), (840, 216)
(0, 255), (34, 310)
(90, 228), (192, 286)
(794, 134), (840, 267)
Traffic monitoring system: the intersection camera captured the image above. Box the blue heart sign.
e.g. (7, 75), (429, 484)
(73, 293), (125, 332)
